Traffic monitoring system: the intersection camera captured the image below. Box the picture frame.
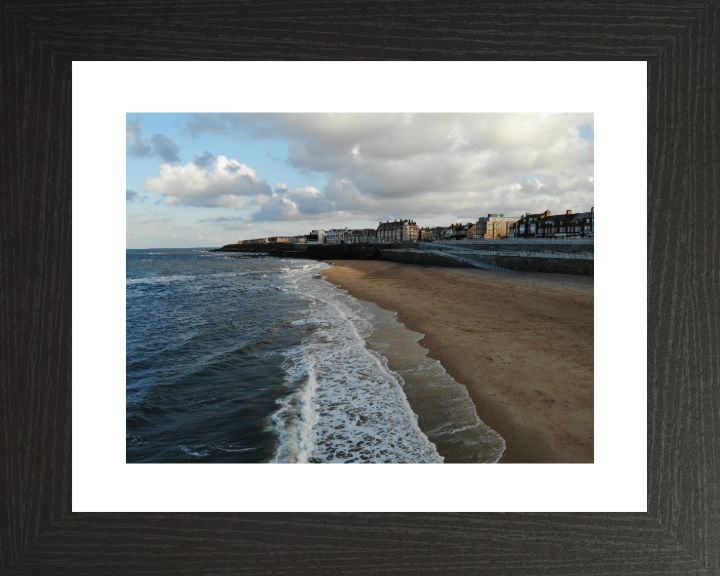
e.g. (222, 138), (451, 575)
(2, 2), (718, 573)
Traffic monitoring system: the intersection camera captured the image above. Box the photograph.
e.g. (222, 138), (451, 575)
(126, 112), (595, 464)
(5, 4), (714, 570)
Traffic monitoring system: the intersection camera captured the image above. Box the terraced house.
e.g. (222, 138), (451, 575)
(511, 208), (594, 238)
(511, 210), (552, 238)
(376, 219), (419, 242)
(446, 222), (476, 241)
(346, 229), (377, 244)
(536, 208), (594, 238)
(419, 227), (435, 241)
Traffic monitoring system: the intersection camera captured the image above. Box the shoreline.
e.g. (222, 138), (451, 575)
(322, 260), (594, 464)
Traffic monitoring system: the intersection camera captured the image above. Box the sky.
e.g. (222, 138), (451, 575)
(126, 113), (594, 249)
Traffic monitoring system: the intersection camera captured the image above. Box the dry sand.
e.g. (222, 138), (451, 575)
(322, 260), (594, 463)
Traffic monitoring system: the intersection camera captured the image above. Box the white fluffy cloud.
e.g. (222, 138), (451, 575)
(177, 113), (594, 223)
(144, 155), (271, 209)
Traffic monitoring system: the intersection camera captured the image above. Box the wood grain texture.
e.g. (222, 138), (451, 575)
(1, 1), (718, 574)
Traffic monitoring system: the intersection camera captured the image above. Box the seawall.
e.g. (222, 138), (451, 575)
(215, 241), (594, 276)
(379, 249), (475, 269)
(465, 253), (593, 275)
(215, 242), (409, 260)
(380, 249), (593, 276)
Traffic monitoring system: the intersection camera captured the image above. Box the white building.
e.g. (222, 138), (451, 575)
(326, 228), (350, 244)
(307, 230), (327, 244)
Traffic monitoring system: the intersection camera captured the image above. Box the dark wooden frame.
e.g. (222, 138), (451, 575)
(2, 2), (718, 574)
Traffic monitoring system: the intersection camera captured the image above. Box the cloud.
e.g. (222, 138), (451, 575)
(193, 151), (216, 169)
(145, 155), (271, 210)
(179, 113), (594, 223)
(126, 116), (182, 163)
(186, 113), (228, 137)
(248, 190), (301, 222)
(198, 216), (245, 223)
(126, 117), (151, 157)
(127, 212), (176, 228)
(150, 134), (180, 163)
(220, 222), (252, 230)
(126, 189), (146, 203)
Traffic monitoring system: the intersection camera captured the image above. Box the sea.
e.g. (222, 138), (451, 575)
(126, 248), (505, 463)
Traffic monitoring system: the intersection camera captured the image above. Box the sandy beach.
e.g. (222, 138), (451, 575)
(323, 260), (594, 463)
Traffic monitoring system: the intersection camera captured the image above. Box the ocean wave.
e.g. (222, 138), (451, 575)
(270, 263), (443, 463)
(126, 271), (250, 286)
(178, 445), (210, 460)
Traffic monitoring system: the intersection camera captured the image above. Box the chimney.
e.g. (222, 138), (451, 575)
(545, 210), (551, 217)
(591, 207), (594, 213)
(566, 209), (572, 215)
(526, 213), (531, 216)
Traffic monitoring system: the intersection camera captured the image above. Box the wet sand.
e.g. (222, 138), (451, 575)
(322, 260), (594, 463)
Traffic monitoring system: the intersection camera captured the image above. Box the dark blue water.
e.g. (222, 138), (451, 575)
(126, 249), (317, 463)
(126, 249), (503, 464)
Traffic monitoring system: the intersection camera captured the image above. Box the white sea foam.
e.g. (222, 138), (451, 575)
(126, 271), (248, 286)
(270, 352), (318, 463)
(271, 261), (442, 463)
(177, 445), (210, 459)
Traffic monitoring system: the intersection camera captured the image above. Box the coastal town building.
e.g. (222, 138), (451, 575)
(511, 210), (552, 238)
(432, 226), (447, 241)
(419, 227), (435, 242)
(475, 214), (521, 239)
(510, 208), (594, 238)
(536, 208), (594, 238)
(345, 229), (376, 244)
(536, 212), (574, 238)
(236, 208), (593, 245)
(447, 223), (476, 241)
(376, 219), (419, 242)
(307, 229), (327, 244)
(572, 208), (594, 237)
(326, 228), (350, 244)
(363, 229), (377, 243)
